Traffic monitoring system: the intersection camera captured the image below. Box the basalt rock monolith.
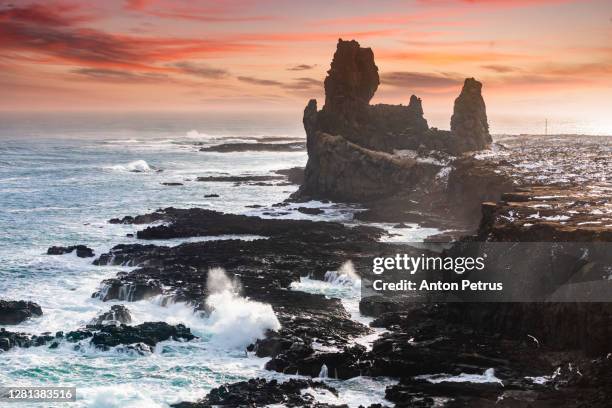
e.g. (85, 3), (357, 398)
(450, 77), (492, 152)
(323, 39), (379, 119)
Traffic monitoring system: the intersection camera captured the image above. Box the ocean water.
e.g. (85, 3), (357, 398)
(0, 113), (422, 407)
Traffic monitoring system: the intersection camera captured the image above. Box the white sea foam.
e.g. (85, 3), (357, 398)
(308, 376), (398, 407)
(82, 384), (164, 408)
(324, 260), (360, 287)
(204, 268), (280, 349)
(416, 368), (503, 385)
(108, 160), (155, 173)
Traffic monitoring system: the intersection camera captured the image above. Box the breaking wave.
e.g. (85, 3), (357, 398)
(108, 160), (155, 173)
(204, 267), (280, 349)
(324, 260), (360, 287)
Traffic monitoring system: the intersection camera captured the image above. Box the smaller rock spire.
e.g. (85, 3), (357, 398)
(450, 78), (492, 152)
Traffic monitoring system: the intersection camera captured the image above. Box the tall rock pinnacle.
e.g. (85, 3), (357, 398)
(450, 78), (492, 151)
(323, 39), (379, 118)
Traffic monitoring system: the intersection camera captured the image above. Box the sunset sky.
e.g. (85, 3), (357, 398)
(1, 0), (610, 132)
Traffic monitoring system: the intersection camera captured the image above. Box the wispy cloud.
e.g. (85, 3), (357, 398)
(124, 0), (275, 22)
(381, 72), (462, 89)
(0, 3), (261, 72)
(173, 62), (229, 79)
(237, 76), (284, 86)
(417, 0), (574, 7)
(287, 64), (317, 71)
(282, 77), (321, 90)
(482, 64), (521, 73)
(71, 68), (168, 82)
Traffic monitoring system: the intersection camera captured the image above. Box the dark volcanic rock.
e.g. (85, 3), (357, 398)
(0, 299), (43, 325)
(324, 39), (379, 119)
(106, 207), (382, 241)
(0, 328), (55, 351)
(359, 295), (405, 317)
(293, 39), (499, 228)
(93, 209), (398, 354)
(274, 167), (305, 185)
(265, 344), (368, 379)
(200, 142), (304, 152)
(297, 206), (324, 215)
(47, 245), (94, 258)
(0, 329), (34, 351)
(91, 305), (132, 325)
(196, 175), (285, 183)
(109, 212), (167, 224)
(88, 322), (194, 350)
(92, 277), (164, 301)
(450, 77), (492, 152)
(171, 378), (341, 408)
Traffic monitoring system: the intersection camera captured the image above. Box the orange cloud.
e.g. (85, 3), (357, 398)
(0, 3), (262, 73)
(377, 49), (530, 64)
(418, 0), (574, 7)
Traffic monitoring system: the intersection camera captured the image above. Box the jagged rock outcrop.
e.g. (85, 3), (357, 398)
(47, 245), (94, 258)
(0, 299), (43, 325)
(294, 39), (497, 229)
(171, 378), (344, 408)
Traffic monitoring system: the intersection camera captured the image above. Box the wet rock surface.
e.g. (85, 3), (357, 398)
(200, 142), (305, 152)
(93, 210), (397, 352)
(86, 322), (194, 350)
(171, 378), (345, 408)
(275, 166), (305, 185)
(0, 328), (56, 351)
(47, 244), (94, 257)
(0, 299), (43, 325)
(1, 322), (194, 354)
(196, 175), (285, 183)
(91, 305), (132, 325)
(105, 207), (381, 241)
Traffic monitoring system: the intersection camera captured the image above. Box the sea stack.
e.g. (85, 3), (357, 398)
(295, 39), (498, 204)
(450, 77), (492, 152)
(323, 39), (379, 119)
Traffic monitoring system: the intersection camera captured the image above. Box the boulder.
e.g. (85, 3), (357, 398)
(47, 245), (94, 258)
(91, 305), (132, 325)
(0, 299), (43, 325)
(88, 322), (194, 350)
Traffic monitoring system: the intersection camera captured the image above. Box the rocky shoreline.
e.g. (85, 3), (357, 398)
(1, 39), (610, 407)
